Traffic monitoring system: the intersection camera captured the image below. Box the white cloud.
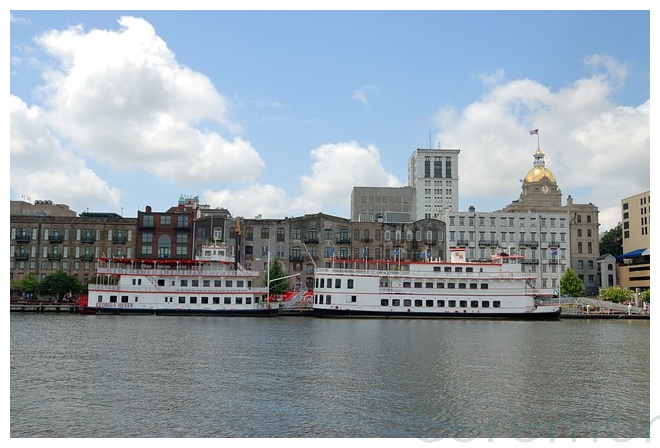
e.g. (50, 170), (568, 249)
(351, 85), (379, 105)
(10, 95), (122, 211)
(433, 56), (649, 232)
(203, 141), (403, 218)
(28, 16), (264, 184)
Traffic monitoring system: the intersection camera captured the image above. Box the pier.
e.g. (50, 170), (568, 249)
(10, 301), (79, 313)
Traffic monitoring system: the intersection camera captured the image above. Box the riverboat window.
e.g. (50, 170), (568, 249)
(157, 279), (165, 286)
(132, 278), (142, 285)
(403, 299), (411, 306)
(203, 280), (210, 287)
(97, 295), (102, 302)
(437, 282), (444, 288)
(459, 300), (468, 307)
(444, 267), (451, 272)
(447, 283), (455, 289)
(470, 283), (478, 289)
(319, 279), (324, 288)
(348, 279), (354, 289)
(426, 300), (434, 307)
(481, 284), (488, 289)
(350, 296), (357, 303)
(226, 280), (233, 287)
(381, 299), (389, 306)
(319, 295), (324, 304)
(224, 297), (231, 304)
(192, 280), (199, 287)
(458, 283), (466, 289)
(403, 281), (411, 288)
(190, 297), (197, 304)
(493, 301), (501, 308)
(414, 282), (422, 288)
(392, 299), (401, 306)
(335, 279), (341, 288)
(179, 297), (185, 304)
(326, 278), (332, 287)
(426, 282), (433, 288)
(437, 300), (445, 307)
(448, 300), (456, 307)
(434, 267), (442, 272)
(121, 296), (128, 303)
(414, 299), (423, 307)
(482, 301), (489, 308)
(326, 296), (331, 304)
(455, 267), (462, 272)
(201, 297), (208, 304)
(181, 280), (189, 287)
(214, 280), (221, 287)
(236, 297), (242, 304)
(471, 300), (479, 308)
(466, 267), (473, 273)
(213, 297), (220, 304)
(237, 280), (244, 287)
(246, 297), (252, 304)
(109, 295), (117, 303)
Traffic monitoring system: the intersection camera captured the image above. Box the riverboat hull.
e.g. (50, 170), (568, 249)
(314, 307), (561, 320)
(80, 306), (278, 317)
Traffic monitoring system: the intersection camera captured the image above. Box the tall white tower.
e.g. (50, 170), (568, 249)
(408, 146), (460, 219)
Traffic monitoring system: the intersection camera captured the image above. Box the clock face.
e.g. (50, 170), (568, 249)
(542, 185), (549, 193)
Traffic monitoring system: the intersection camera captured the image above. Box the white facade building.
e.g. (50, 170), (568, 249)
(407, 147), (460, 219)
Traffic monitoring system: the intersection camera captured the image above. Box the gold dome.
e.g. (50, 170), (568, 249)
(524, 166), (555, 183)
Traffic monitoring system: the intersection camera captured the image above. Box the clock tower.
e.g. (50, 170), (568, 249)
(516, 147), (562, 207)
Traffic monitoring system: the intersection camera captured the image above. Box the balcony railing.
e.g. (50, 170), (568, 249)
(48, 235), (63, 243)
(16, 235), (30, 243)
(336, 237), (351, 244)
(47, 253), (62, 261)
(112, 237), (127, 244)
(81, 236), (95, 243)
(518, 240), (538, 247)
(14, 253), (29, 260)
(80, 254), (94, 261)
(478, 239), (499, 246)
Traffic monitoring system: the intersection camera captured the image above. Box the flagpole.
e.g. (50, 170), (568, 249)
(530, 128), (540, 149)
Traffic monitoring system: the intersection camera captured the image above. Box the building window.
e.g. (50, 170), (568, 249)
(177, 215), (189, 227)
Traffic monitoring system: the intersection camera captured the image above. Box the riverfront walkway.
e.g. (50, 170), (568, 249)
(557, 297), (649, 319)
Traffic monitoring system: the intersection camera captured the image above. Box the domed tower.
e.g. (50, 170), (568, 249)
(512, 147), (562, 208)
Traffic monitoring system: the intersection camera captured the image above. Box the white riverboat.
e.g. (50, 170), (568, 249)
(312, 248), (561, 320)
(80, 243), (275, 316)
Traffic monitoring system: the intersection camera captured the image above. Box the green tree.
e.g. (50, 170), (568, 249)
(640, 289), (650, 303)
(264, 259), (290, 296)
(10, 274), (40, 299)
(599, 223), (623, 256)
(38, 271), (85, 301)
(598, 285), (634, 303)
(560, 267), (585, 297)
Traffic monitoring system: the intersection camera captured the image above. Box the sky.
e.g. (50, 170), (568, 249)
(7, 3), (652, 234)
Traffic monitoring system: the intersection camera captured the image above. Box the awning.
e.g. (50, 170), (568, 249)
(617, 248), (647, 260)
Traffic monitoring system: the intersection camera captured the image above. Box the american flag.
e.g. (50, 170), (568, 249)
(530, 129), (539, 135)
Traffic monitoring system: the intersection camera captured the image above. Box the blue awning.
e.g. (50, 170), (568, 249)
(617, 248), (647, 259)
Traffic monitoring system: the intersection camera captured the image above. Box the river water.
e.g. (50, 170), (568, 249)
(10, 313), (651, 439)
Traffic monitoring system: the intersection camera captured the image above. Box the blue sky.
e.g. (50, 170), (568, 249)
(7, 4), (652, 233)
